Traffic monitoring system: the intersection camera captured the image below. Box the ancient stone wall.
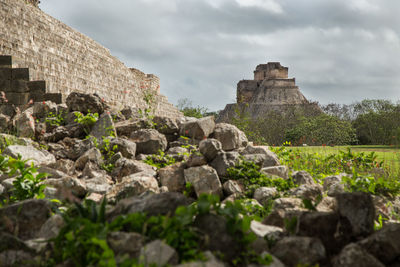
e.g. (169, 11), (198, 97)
(254, 62), (288, 81)
(0, 0), (181, 118)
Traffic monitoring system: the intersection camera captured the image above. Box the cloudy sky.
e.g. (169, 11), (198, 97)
(41, 0), (400, 111)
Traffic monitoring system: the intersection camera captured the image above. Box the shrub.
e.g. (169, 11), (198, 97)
(227, 159), (295, 197)
(0, 155), (48, 203)
(143, 150), (176, 169)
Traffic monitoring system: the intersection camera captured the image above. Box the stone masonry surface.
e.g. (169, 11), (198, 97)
(0, 0), (182, 118)
(218, 62), (318, 122)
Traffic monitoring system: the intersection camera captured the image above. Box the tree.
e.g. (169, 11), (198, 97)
(177, 98), (208, 118)
(285, 114), (357, 146)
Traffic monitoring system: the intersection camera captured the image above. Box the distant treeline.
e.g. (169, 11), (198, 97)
(177, 98), (400, 146)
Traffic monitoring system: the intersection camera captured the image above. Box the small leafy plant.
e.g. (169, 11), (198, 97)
(227, 159), (295, 197)
(144, 150), (176, 169)
(0, 154), (48, 203)
(45, 110), (65, 127)
(74, 111), (99, 134)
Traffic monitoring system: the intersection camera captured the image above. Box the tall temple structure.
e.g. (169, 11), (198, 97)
(217, 62), (317, 122)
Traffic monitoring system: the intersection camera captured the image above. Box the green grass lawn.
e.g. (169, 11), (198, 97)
(285, 145), (400, 176)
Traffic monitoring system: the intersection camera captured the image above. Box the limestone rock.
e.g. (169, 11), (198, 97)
(209, 151), (240, 177)
(38, 214), (64, 240)
(114, 119), (147, 137)
(253, 187), (279, 207)
(139, 239), (179, 266)
(107, 175), (159, 203)
(0, 199), (52, 240)
(153, 116), (179, 135)
(159, 162), (186, 192)
(130, 129), (167, 154)
(46, 176), (87, 198)
(323, 175), (342, 191)
(296, 211), (340, 254)
(180, 116), (215, 140)
(107, 192), (194, 219)
(271, 236), (326, 266)
(316, 196), (337, 212)
(250, 220), (284, 240)
(241, 145), (280, 167)
(0, 250), (34, 266)
(111, 158), (156, 182)
(222, 180), (243, 196)
(3, 145), (56, 166)
(292, 171), (316, 185)
(336, 192), (375, 238)
(194, 213), (238, 261)
(66, 92), (104, 114)
(0, 114), (10, 132)
(327, 182), (346, 197)
(32, 101), (57, 119)
(74, 147), (103, 171)
(358, 223), (400, 264)
(289, 184), (323, 201)
(199, 138), (222, 161)
(184, 165), (222, 197)
(186, 153), (207, 167)
(332, 243), (385, 267)
(90, 112), (117, 140)
(212, 123), (247, 151)
(107, 231), (144, 258)
(62, 137), (95, 161)
(14, 110), (35, 138)
(261, 165), (289, 179)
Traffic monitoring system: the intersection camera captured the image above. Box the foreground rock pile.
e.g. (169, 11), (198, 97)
(0, 92), (399, 266)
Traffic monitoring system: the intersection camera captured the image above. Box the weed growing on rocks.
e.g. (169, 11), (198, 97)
(50, 194), (274, 266)
(227, 159), (296, 197)
(144, 150), (176, 169)
(0, 154), (48, 204)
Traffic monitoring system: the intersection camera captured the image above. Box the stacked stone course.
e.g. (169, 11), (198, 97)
(0, 0), (181, 118)
(0, 55), (61, 112)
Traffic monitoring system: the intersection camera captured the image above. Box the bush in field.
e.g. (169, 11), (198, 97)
(177, 98), (209, 118)
(284, 114), (357, 146)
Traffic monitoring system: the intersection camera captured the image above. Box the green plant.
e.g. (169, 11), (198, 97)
(144, 150), (176, 169)
(45, 110), (65, 127)
(271, 145), (384, 181)
(52, 198), (117, 267)
(139, 91), (156, 128)
(2, 155), (48, 202)
(85, 136), (118, 173)
(74, 111), (99, 134)
(51, 194), (274, 266)
(227, 159), (296, 197)
(284, 216), (298, 235)
(183, 182), (195, 198)
(341, 170), (400, 197)
(177, 98), (208, 118)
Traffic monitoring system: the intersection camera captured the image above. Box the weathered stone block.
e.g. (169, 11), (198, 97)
(0, 56), (12, 68)
(11, 80), (30, 93)
(5, 92), (30, 105)
(11, 68), (29, 80)
(44, 93), (62, 104)
(0, 68), (11, 80)
(0, 80), (12, 92)
(28, 80), (46, 93)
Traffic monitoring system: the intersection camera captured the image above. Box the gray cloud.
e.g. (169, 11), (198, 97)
(41, 0), (400, 111)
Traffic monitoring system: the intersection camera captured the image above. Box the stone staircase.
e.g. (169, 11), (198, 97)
(0, 55), (62, 112)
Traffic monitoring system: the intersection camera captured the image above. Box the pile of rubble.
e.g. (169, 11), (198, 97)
(0, 92), (399, 266)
